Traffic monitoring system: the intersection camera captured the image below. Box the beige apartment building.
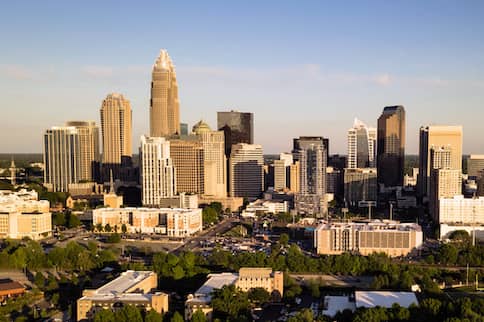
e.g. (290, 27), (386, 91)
(100, 93), (132, 180)
(418, 125), (462, 197)
(314, 221), (423, 257)
(77, 271), (168, 321)
(92, 207), (202, 237)
(150, 49), (180, 137)
(185, 268), (283, 321)
(65, 121), (100, 182)
(193, 120), (227, 197)
(0, 190), (51, 240)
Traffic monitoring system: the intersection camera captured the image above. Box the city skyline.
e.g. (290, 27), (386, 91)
(2, 1), (484, 154)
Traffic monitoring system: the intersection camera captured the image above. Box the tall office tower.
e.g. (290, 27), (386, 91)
(347, 118), (375, 169)
(368, 127), (377, 167)
(193, 120), (227, 197)
(418, 125), (462, 197)
(140, 136), (176, 207)
(217, 111), (254, 157)
(100, 93), (133, 181)
(65, 121), (100, 182)
(377, 105), (406, 189)
(292, 136), (327, 216)
(43, 126), (80, 192)
(150, 49), (180, 137)
(273, 153), (293, 191)
(289, 161), (300, 193)
(428, 146), (461, 219)
(467, 155), (484, 178)
(170, 138), (204, 195)
(229, 143), (264, 198)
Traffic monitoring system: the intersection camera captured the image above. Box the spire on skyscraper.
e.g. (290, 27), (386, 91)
(150, 49), (180, 137)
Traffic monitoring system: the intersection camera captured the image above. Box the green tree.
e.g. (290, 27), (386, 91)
(96, 223), (103, 232)
(279, 233), (289, 247)
(34, 272), (45, 289)
(106, 233), (121, 243)
(191, 310), (207, 322)
(170, 312), (184, 322)
(248, 287), (271, 305)
(114, 305), (143, 322)
(93, 309), (116, 322)
(202, 207), (218, 225)
(287, 309), (313, 322)
(145, 309), (163, 322)
(211, 284), (250, 320)
(121, 224), (127, 234)
(104, 224), (112, 233)
(66, 213), (81, 228)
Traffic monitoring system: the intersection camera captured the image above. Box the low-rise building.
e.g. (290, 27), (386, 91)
(241, 199), (288, 217)
(314, 220), (423, 257)
(185, 268), (283, 321)
(440, 223), (484, 241)
(77, 270), (168, 321)
(92, 207), (202, 237)
(322, 291), (418, 317)
(0, 189), (51, 240)
(0, 279), (25, 303)
(438, 195), (484, 224)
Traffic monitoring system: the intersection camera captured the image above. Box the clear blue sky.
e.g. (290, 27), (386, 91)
(1, 0), (484, 154)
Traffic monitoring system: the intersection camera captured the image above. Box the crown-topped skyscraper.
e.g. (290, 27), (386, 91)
(150, 49), (180, 137)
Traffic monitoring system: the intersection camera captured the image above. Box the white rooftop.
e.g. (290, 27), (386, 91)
(323, 296), (356, 317)
(192, 273), (238, 302)
(355, 291), (418, 309)
(96, 270), (154, 295)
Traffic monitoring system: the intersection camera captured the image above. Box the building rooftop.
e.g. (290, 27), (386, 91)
(316, 220), (422, 232)
(323, 295), (356, 317)
(355, 291), (418, 309)
(96, 271), (154, 295)
(187, 273), (238, 305)
(79, 271), (164, 303)
(0, 279), (25, 292)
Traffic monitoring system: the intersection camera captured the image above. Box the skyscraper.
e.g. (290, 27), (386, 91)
(377, 105), (406, 189)
(292, 136), (327, 216)
(140, 136), (176, 207)
(150, 50), (180, 137)
(100, 93), (132, 181)
(193, 120), (227, 197)
(169, 138), (205, 195)
(273, 153), (293, 191)
(65, 121), (100, 182)
(217, 111), (254, 157)
(418, 125), (463, 197)
(43, 126), (80, 192)
(229, 143), (264, 198)
(347, 118), (376, 169)
(468, 155), (484, 178)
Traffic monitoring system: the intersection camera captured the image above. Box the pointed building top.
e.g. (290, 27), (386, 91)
(153, 49), (174, 70)
(109, 169), (115, 194)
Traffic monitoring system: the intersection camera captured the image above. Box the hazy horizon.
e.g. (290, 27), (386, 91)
(2, 1), (484, 155)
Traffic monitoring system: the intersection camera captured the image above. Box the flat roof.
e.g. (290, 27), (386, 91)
(323, 296), (356, 317)
(355, 291), (418, 309)
(194, 273), (238, 299)
(96, 271), (154, 295)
